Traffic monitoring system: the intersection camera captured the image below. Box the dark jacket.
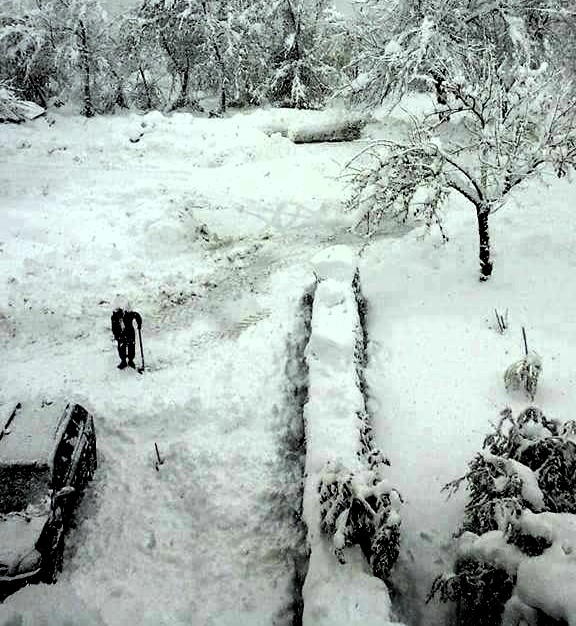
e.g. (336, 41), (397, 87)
(111, 309), (142, 342)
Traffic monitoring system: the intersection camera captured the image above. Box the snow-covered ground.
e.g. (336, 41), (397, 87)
(0, 107), (364, 625)
(360, 161), (576, 625)
(1, 101), (576, 625)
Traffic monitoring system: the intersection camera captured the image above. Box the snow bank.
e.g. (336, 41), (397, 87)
(304, 545), (399, 626)
(241, 106), (368, 143)
(515, 545), (576, 626)
(301, 245), (403, 626)
(507, 511), (576, 625)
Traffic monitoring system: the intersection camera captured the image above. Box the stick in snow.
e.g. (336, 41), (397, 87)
(154, 442), (164, 471)
(138, 326), (145, 374)
(522, 326), (529, 356)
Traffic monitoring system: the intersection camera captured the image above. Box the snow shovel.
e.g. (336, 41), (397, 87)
(137, 326), (145, 374)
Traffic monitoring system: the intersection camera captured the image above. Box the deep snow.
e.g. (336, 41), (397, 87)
(360, 155), (576, 625)
(0, 107), (366, 625)
(1, 100), (576, 625)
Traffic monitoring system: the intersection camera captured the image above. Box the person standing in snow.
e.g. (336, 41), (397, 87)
(111, 303), (142, 369)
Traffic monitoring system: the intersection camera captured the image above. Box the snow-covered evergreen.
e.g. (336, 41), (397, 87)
(432, 406), (576, 625)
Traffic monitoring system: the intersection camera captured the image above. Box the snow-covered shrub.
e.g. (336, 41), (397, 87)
(319, 464), (400, 580)
(430, 559), (516, 626)
(431, 406), (576, 625)
(504, 353), (542, 401)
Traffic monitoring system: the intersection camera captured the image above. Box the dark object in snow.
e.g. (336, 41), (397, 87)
(286, 118), (367, 144)
(154, 443), (164, 471)
(0, 400), (97, 596)
(494, 308), (508, 334)
(111, 306), (143, 371)
(137, 326), (145, 374)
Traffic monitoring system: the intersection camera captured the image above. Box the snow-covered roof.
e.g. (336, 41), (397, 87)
(0, 401), (69, 467)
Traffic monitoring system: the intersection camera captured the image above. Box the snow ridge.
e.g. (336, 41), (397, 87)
(301, 246), (404, 626)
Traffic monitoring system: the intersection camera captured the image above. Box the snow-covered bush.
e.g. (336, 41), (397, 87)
(504, 329), (542, 401)
(319, 464), (400, 580)
(504, 353), (542, 401)
(430, 406), (576, 625)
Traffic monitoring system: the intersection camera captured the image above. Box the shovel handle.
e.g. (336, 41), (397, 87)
(138, 326), (145, 372)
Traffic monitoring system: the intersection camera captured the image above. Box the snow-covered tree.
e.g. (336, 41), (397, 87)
(136, 0), (204, 111)
(136, 0), (271, 112)
(115, 12), (165, 110)
(0, 0), (117, 116)
(346, 0), (576, 281)
(265, 0), (348, 109)
(0, 2), (55, 106)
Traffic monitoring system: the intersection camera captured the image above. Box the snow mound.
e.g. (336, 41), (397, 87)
(128, 112), (295, 168)
(302, 245), (403, 626)
(312, 245), (358, 283)
(304, 545), (404, 626)
(0, 86), (45, 124)
(515, 545), (576, 626)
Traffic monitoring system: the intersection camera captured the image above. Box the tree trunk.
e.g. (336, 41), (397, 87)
(219, 82), (226, 114)
(139, 67), (153, 110)
(201, 1), (227, 114)
(78, 20), (95, 118)
(476, 204), (493, 281)
(178, 65), (190, 107)
(209, 33), (227, 113)
(170, 65), (190, 111)
(114, 75), (129, 110)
